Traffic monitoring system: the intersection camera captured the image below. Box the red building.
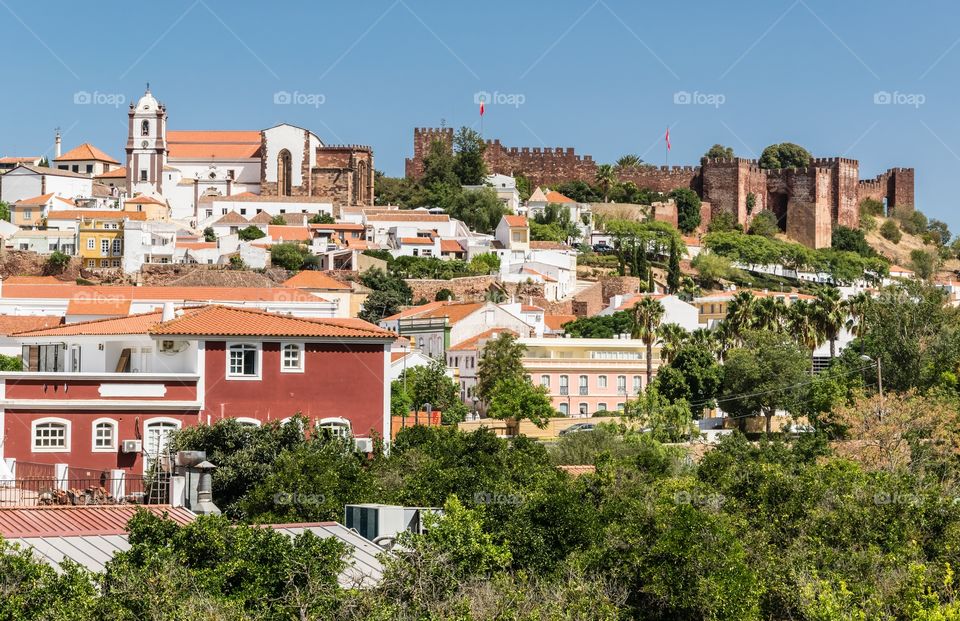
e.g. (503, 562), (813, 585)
(1, 305), (394, 474)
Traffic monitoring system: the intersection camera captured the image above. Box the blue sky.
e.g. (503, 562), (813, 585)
(1, 0), (958, 231)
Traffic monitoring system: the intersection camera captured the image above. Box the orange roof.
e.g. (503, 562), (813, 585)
(18, 310), (162, 336)
(400, 237), (433, 245)
(414, 302), (484, 324)
(345, 239), (371, 250)
(47, 209), (147, 221)
(503, 215), (528, 227)
(520, 304), (544, 312)
(1, 283), (323, 303)
(179, 242), (217, 250)
(268, 225), (311, 241)
(213, 211), (248, 225)
(125, 195), (165, 206)
(449, 327), (517, 351)
(681, 235), (701, 246)
(440, 239), (464, 253)
(520, 267), (557, 282)
(15, 193), (55, 206)
(0, 505), (194, 538)
(310, 223), (365, 231)
(529, 240), (571, 250)
(0, 156), (38, 164)
(4, 276), (63, 285)
(0, 315), (62, 335)
(150, 305), (395, 339)
(95, 166), (127, 179)
(283, 271), (351, 290)
(166, 130), (262, 160)
(544, 190), (575, 204)
(382, 301), (446, 322)
(66, 297), (132, 316)
(367, 213), (450, 222)
(54, 143), (119, 164)
(614, 293), (668, 311)
(544, 314), (577, 331)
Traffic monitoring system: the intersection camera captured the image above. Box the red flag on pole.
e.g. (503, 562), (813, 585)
(665, 127), (671, 151)
(480, 101), (485, 116)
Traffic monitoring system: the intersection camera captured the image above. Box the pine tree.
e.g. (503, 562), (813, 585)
(667, 237), (681, 293)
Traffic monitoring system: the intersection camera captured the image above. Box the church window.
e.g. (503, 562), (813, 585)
(277, 149), (292, 196)
(140, 170), (148, 182)
(141, 120), (149, 136)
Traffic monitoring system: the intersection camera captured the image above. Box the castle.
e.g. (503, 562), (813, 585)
(405, 128), (914, 248)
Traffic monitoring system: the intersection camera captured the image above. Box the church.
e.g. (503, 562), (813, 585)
(125, 88), (374, 223)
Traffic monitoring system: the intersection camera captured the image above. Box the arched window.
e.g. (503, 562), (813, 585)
(277, 149), (292, 196)
(143, 418), (181, 472)
(32, 418), (70, 452)
(234, 417), (261, 427)
(558, 403), (569, 416)
(141, 120), (150, 136)
(92, 418), (118, 451)
(317, 417), (351, 439)
(355, 160), (367, 204)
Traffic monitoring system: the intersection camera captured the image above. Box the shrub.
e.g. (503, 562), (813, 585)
(203, 227), (216, 242)
(46, 250), (70, 272)
(269, 215), (287, 225)
(309, 212), (335, 224)
(880, 219), (902, 244)
(747, 211), (780, 238)
(238, 226), (266, 241)
(270, 243), (308, 270)
(860, 213), (877, 233)
(435, 288), (454, 301)
(860, 197), (885, 216)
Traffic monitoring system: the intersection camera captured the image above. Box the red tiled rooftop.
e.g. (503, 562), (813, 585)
(166, 130), (262, 160)
(0, 315), (63, 335)
(544, 190), (575, 204)
(283, 271), (351, 290)
(54, 143), (120, 164)
(268, 225), (311, 241)
(18, 310), (163, 337)
(0, 505), (194, 538)
(150, 305), (395, 339)
(440, 239), (464, 253)
(1, 284), (323, 303)
(449, 327), (517, 351)
(544, 314), (577, 331)
(399, 237), (433, 245)
(95, 166), (127, 179)
(66, 297), (132, 316)
(503, 215), (528, 227)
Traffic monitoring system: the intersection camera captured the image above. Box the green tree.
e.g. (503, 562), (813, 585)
(396, 359), (468, 424)
(667, 236), (681, 293)
(615, 154), (643, 169)
(447, 186), (507, 234)
(653, 343), (723, 417)
(670, 187), (702, 234)
(832, 225), (876, 257)
(909, 248), (939, 281)
(270, 214), (287, 225)
(420, 138), (459, 190)
(860, 197), (885, 216)
(748, 210), (780, 237)
(468, 252), (500, 274)
(309, 212), (336, 224)
(691, 252), (737, 288)
(238, 225), (266, 241)
(879, 218), (902, 243)
(476, 332), (526, 401)
(720, 330), (810, 433)
(453, 126), (487, 185)
(656, 322), (689, 365)
(758, 142), (812, 169)
(811, 286), (845, 358)
(561, 311), (634, 338)
(594, 164), (616, 202)
(485, 376), (556, 427)
(46, 250), (70, 273)
(203, 226), (216, 242)
(0, 201), (10, 222)
(622, 385), (697, 441)
(270, 242), (307, 270)
(707, 210), (743, 233)
(434, 288), (453, 301)
(704, 144), (735, 160)
(630, 297), (665, 387)
(359, 289), (407, 323)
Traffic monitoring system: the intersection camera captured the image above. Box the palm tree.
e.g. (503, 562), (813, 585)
(595, 164), (616, 202)
(725, 291), (758, 343)
(812, 286), (845, 358)
(752, 296), (789, 333)
(630, 297), (666, 387)
(657, 323), (689, 365)
(788, 300), (825, 372)
(844, 291), (872, 351)
(615, 154), (642, 170)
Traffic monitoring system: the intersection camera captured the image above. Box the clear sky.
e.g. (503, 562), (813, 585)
(1, 0), (957, 231)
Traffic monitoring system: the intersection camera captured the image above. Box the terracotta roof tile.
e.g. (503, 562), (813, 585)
(19, 310), (161, 336)
(529, 240), (571, 250)
(178, 242), (217, 250)
(283, 271), (351, 290)
(1, 284), (323, 303)
(439, 239), (464, 253)
(544, 314), (577, 331)
(557, 465), (596, 477)
(0, 315), (62, 335)
(95, 167), (127, 179)
(4, 276), (64, 285)
(65, 297), (132, 316)
(249, 211), (274, 224)
(366, 213), (449, 223)
(47, 209), (147, 221)
(54, 143), (119, 164)
(520, 267), (557, 282)
(268, 225), (311, 241)
(399, 237), (433, 245)
(15, 193), (55, 206)
(125, 195), (165, 206)
(166, 130), (262, 160)
(213, 211), (249, 225)
(503, 215), (528, 227)
(449, 327), (517, 351)
(151, 305), (395, 339)
(544, 190), (575, 204)
(0, 505), (194, 538)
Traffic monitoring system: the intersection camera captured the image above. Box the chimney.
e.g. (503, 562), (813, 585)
(192, 461), (220, 515)
(54, 130), (61, 159)
(161, 301), (175, 321)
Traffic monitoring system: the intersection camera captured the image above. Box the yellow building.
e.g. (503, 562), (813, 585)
(66, 211), (148, 269)
(123, 195), (169, 221)
(10, 194), (76, 228)
(693, 289), (816, 326)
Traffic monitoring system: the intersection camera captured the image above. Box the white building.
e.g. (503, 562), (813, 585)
(599, 293), (700, 332)
(492, 215), (578, 301)
(463, 174), (520, 213)
(0, 165), (93, 205)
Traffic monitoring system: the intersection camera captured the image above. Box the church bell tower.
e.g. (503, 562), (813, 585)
(126, 85), (167, 195)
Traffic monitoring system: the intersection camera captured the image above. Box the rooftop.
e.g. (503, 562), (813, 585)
(1, 283), (324, 303)
(0, 505), (193, 538)
(54, 143), (120, 164)
(150, 305), (395, 339)
(283, 271), (351, 290)
(166, 130), (262, 160)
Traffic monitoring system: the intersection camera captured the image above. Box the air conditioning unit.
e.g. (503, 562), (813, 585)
(122, 439), (143, 454)
(354, 437), (374, 453)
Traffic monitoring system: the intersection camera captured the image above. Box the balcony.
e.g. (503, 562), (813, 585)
(0, 372), (201, 411)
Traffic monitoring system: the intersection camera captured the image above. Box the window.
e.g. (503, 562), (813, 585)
(22, 344), (65, 372)
(598, 375), (608, 389)
(616, 403), (625, 411)
(597, 403), (607, 412)
(559, 375), (569, 395)
(140, 170), (148, 182)
(540, 374), (550, 388)
(92, 418), (117, 451)
(141, 120), (150, 136)
(633, 375), (642, 393)
(227, 169), (235, 180)
(86, 164), (93, 173)
(112, 239), (122, 255)
(235, 418), (261, 427)
(23, 209), (31, 220)
(277, 149), (292, 196)
(143, 419), (181, 471)
(578, 403), (588, 416)
(317, 417), (351, 439)
(579, 375), (588, 395)
(87, 259), (95, 268)
(281, 343), (304, 372)
(558, 403), (569, 416)
(101, 239), (109, 255)
(33, 418), (69, 451)
(617, 375), (627, 395)
(227, 343), (259, 378)
(72, 165), (79, 173)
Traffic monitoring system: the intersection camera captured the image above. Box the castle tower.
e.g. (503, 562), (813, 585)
(126, 86), (167, 195)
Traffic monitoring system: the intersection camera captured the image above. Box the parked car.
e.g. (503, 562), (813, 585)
(592, 243), (614, 254)
(559, 422), (597, 436)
